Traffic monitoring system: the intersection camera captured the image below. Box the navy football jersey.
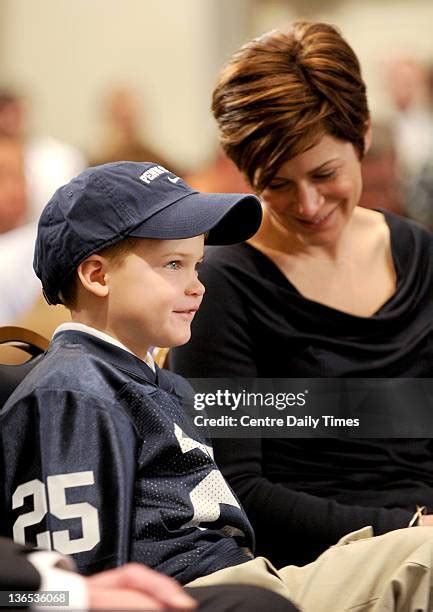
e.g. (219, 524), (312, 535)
(0, 330), (254, 583)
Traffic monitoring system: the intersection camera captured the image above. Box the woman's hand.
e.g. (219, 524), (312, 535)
(86, 563), (197, 610)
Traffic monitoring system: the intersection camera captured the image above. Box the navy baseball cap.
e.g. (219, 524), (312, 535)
(33, 161), (262, 305)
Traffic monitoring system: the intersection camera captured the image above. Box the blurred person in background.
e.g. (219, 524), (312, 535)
(0, 222), (41, 326)
(0, 86), (86, 221)
(386, 58), (433, 228)
(90, 85), (176, 171)
(0, 87), (84, 328)
(406, 154), (433, 230)
(387, 57), (433, 183)
(360, 121), (403, 215)
(185, 149), (250, 194)
(172, 22), (433, 568)
(0, 134), (41, 325)
(0, 135), (27, 233)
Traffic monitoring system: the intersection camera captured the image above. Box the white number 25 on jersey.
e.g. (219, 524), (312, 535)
(12, 471), (100, 555)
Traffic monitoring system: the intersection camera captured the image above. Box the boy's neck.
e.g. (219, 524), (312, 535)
(68, 314), (153, 367)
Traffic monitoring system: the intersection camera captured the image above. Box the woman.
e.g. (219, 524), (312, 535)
(171, 22), (433, 566)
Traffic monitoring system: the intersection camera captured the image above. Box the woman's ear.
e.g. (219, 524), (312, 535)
(363, 120), (373, 155)
(77, 255), (109, 298)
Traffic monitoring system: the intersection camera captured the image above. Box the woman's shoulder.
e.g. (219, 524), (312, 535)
(354, 207), (390, 233)
(354, 208), (433, 283)
(355, 207), (432, 248)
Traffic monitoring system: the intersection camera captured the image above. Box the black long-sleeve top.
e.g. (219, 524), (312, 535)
(171, 211), (433, 566)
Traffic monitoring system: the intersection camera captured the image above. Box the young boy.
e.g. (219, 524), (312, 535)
(2, 161), (433, 611)
(1, 160), (261, 575)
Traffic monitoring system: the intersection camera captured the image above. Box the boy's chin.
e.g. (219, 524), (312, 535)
(164, 331), (192, 349)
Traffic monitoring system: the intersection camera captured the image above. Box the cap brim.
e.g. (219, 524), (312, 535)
(129, 191), (262, 245)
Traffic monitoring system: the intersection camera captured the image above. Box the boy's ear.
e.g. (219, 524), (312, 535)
(77, 255), (109, 298)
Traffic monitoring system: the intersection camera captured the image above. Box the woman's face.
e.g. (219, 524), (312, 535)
(260, 133), (366, 248)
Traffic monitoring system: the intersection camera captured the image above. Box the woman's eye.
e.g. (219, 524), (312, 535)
(313, 170), (336, 181)
(268, 182), (290, 192)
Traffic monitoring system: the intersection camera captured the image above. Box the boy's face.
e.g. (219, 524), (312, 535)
(104, 235), (205, 358)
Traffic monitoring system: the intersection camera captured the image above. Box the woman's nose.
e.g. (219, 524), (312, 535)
(295, 183), (324, 218)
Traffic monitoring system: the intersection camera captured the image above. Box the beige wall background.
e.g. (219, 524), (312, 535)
(0, 0), (431, 170)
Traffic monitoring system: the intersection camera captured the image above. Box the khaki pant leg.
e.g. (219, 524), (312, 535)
(278, 526), (433, 611)
(186, 557), (293, 602)
(187, 527), (433, 611)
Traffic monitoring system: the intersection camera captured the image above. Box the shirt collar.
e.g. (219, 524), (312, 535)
(53, 322), (156, 372)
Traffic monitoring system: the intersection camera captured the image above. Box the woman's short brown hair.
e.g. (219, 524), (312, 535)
(212, 22), (370, 192)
